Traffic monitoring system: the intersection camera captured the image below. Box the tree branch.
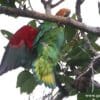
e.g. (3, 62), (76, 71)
(73, 54), (100, 91)
(0, 6), (100, 36)
(76, 0), (85, 22)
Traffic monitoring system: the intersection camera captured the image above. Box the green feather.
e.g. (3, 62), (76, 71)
(34, 57), (55, 87)
(42, 27), (64, 49)
(33, 22), (65, 87)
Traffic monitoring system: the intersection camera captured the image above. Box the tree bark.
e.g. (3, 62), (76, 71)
(0, 6), (100, 36)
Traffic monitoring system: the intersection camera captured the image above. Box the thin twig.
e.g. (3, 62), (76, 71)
(0, 6), (100, 35)
(51, 0), (65, 8)
(98, 1), (100, 14)
(42, 89), (54, 100)
(93, 80), (100, 88)
(28, 0), (34, 11)
(27, 0), (41, 24)
(76, 55), (100, 82)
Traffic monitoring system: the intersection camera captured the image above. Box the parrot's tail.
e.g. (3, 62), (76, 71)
(0, 60), (19, 75)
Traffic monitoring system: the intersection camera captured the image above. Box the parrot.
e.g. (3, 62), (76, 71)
(34, 22), (65, 87)
(0, 25), (39, 75)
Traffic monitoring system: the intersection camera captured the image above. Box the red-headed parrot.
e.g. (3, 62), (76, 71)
(0, 25), (39, 75)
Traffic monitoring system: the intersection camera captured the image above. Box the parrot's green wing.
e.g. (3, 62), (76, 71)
(33, 22), (65, 87)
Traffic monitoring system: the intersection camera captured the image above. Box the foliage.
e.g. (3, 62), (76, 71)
(1, 17), (100, 97)
(0, 0), (16, 7)
(0, 0), (26, 8)
(1, 30), (13, 40)
(17, 70), (37, 94)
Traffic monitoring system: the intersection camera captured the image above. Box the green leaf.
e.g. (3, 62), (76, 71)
(87, 33), (98, 42)
(28, 20), (37, 28)
(64, 38), (95, 67)
(91, 42), (100, 51)
(87, 33), (100, 51)
(17, 70), (31, 87)
(1, 30), (13, 40)
(64, 25), (77, 42)
(0, 0), (16, 7)
(67, 46), (91, 66)
(17, 70), (37, 94)
(20, 76), (36, 94)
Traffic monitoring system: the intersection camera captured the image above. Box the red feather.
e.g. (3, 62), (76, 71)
(10, 25), (39, 49)
(56, 8), (71, 17)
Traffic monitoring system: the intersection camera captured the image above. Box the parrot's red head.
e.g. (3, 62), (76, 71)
(10, 25), (39, 49)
